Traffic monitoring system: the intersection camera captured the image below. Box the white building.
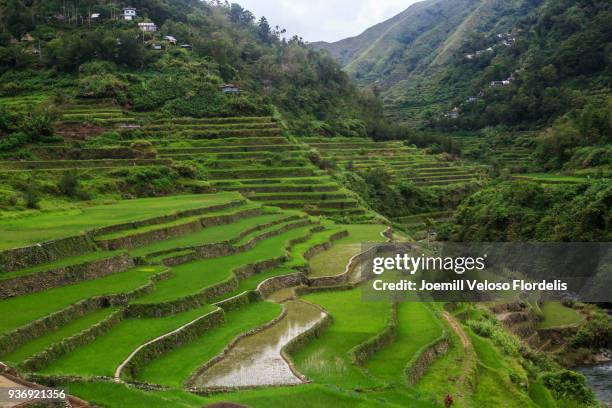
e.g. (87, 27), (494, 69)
(123, 7), (136, 21)
(138, 22), (158, 32)
(163, 35), (177, 44)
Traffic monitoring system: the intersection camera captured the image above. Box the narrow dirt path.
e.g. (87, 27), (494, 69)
(442, 311), (471, 349)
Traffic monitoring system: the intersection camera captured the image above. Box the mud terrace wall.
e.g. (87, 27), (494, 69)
(121, 308), (225, 380)
(0, 235), (97, 273)
(22, 310), (125, 371)
(405, 333), (449, 385)
(0, 253), (135, 299)
(349, 303), (398, 366)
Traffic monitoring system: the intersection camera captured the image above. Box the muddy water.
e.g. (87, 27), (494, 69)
(193, 300), (325, 388)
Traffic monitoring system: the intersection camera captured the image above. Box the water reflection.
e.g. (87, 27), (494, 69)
(194, 300), (324, 388)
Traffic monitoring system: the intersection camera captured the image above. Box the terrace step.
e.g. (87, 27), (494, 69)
(248, 193), (349, 202)
(206, 167), (317, 179)
(0, 159), (171, 171)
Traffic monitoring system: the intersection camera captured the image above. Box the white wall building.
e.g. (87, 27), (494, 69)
(123, 7), (136, 21)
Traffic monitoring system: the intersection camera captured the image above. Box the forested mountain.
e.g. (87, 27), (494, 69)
(313, 0), (611, 132)
(0, 0), (383, 139)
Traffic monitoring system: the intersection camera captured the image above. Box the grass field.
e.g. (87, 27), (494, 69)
(292, 288), (391, 389)
(0, 193), (241, 249)
(41, 304), (216, 377)
(537, 301), (584, 329)
(365, 303), (443, 385)
(133, 225), (312, 304)
(0, 265), (165, 335)
(128, 211), (289, 257)
(1, 307), (117, 364)
(308, 224), (386, 277)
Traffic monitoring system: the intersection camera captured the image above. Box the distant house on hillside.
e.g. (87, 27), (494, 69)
(91, 13), (100, 20)
(123, 7), (136, 21)
(138, 22), (158, 32)
(20, 33), (34, 42)
(179, 44), (192, 50)
(466, 96), (477, 103)
(220, 84), (240, 94)
(163, 35), (177, 44)
(151, 44), (162, 50)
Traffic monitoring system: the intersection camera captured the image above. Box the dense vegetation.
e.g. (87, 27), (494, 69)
(439, 180), (611, 242)
(0, 0), (388, 138)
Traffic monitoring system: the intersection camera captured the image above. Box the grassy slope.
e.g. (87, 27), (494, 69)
(365, 302), (443, 385)
(0, 265), (166, 335)
(308, 224), (386, 277)
(292, 288), (391, 389)
(59, 381), (399, 408)
(1, 307), (117, 364)
(133, 225), (312, 304)
(0, 192), (240, 250)
(137, 301), (282, 387)
(129, 211), (288, 257)
(41, 304), (216, 377)
(537, 302), (584, 329)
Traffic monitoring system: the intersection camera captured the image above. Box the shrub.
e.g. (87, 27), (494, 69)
(541, 370), (596, 405)
(23, 182), (40, 209)
(571, 312), (611, 349)
(58, 171), (79, 197)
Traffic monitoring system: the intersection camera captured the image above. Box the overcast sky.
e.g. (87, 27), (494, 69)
(234, 0), (421, 43)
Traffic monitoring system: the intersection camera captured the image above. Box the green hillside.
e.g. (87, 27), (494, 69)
(0, 0), (609, 407)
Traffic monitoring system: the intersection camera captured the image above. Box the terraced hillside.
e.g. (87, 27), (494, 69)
(0, 101), (370, 220)
(0, 191), (580, 408)
(304, 137), (487, 187)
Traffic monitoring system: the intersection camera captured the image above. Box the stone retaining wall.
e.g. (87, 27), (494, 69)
(349, 303), (398, 365)
(257, 273), (305, 299)
(405, 334), (450, 385)
(0, 269), (170, 356)
(0, 235), (96, 273)
(97, 207), (262, 251)
(22, 309), (125, 371)
(0, 253), (135, 299)
(120, 308), (225, 381)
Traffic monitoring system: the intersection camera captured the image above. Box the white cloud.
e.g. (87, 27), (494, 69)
(233, 0), (421, 42)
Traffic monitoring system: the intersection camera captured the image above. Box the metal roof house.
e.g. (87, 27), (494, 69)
(138, 22), (158, 32)
(220, 84), (240, 94)
(123, 7), (136, 21)
(163, 35), (177, 44)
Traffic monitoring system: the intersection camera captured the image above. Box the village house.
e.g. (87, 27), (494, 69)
(220, 84), (241, 94)
(123, 7), (136, 21)
(91, 13), (100, 20)
(151, 44), (162, 50)
(179, 44), (192, 50)
(138, 22), (158, 32)
(466, 96), (477, 103)
(163, 35), (177, 45)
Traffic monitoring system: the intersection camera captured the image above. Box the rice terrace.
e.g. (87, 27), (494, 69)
(0, 0), (610, 407)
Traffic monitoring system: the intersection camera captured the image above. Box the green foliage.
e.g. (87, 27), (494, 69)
(541, 370), (596, 405)
(22, 179), (40, 209)
(443, 180), (611, 241)
(571, 311), (612, 349)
